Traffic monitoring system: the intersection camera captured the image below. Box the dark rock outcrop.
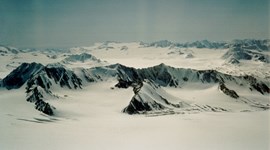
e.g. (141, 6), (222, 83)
(45, 67), (82, 89)
(35, 100), (54, 115)
(219, 83), (239, 99)
(2, 62), (43, 89)
(122, 81), (166, 114)
(122, 80), (187, 115)
(26, 86), (54, 115)
(115, 79), (133, 88)
(123, 95), (165, 114)
(243, 75), (270, 94)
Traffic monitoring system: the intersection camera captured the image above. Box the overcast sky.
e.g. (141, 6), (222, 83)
(0, 0), (269, 48)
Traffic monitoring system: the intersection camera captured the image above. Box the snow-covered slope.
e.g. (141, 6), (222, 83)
(1, 83), (269, 150)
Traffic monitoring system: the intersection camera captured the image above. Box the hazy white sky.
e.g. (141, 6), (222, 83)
(0, 0), (269, 48)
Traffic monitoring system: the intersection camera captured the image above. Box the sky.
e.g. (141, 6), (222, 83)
(0, 0), (269, 48)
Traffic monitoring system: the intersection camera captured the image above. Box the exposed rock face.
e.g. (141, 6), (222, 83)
(251, 83), (270, 95)
(115, 79), (133, 88)
(26, 86), (54, 115)
(242, 75), (270, 94)
(121, 80), (230, 115)
(122, 80), (186, 115)
(45, 66), (82, 89)
(62, 53), (101, 63)
(25, 65), (82, 115)
(35, 100), (54, 115)
(122, 81), (163, 114)
(1, 62), (83, 115)
(219, 83), (239, 99)
(2, 62), (43, 89)
(123, 95), (165, 114)
(222, 44), (270, 63)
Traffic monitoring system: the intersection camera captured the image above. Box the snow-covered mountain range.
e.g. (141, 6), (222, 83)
(0, 39), (269, 150)
(0, 39), (269, 115)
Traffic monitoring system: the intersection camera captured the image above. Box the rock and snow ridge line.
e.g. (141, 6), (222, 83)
(120, 80), (228, 115)
(0, 62), (269, 115)
(94, 39), (269, 50)
(88, 63), (269, 94)
(222, 44), (270, 63)
(1, 62), (82, 115)
(134, 39), (269, 50)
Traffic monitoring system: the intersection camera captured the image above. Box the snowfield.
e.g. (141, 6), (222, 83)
(0, 40), (269, 150)
(0, 82), (269, 150)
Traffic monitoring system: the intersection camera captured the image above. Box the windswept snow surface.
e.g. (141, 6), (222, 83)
(0, 82), (269, 150)
(0, 40), (269, 150)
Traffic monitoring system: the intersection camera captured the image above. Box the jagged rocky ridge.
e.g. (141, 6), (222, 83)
(1, 63), (44, 89)
(82, 63), (270, 114)
(1, 62), (82, 115)
(222, 44), (270, 63)
(83, 63), (269, 95)
(122, 80), (188, 114)
(62, 53), (102, 63)
(1, 62), (269, 115)
(120, 80), (229, 115)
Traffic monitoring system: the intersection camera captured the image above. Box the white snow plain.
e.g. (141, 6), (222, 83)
(0, 82), (269, 150)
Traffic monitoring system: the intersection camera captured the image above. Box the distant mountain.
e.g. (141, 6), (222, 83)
(142, 39), (269, 50)
(96, 41), (119, 50)
(62, 53), (101, 63)
(142, 40), (228, 49)
(178, 40), (228, 49)
(231, 39), (269, 51)
(222, 44), (270, 63)
(0, 45), (23, 56)
(144, 40), (174, 48)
